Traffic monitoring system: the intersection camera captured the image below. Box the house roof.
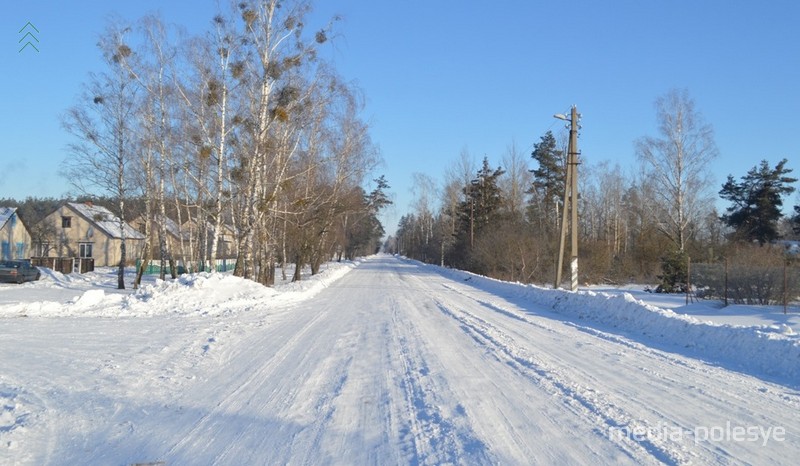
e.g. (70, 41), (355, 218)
(182, 219), (237, 236)
(152, 214), (191, 240)
(131, 214), (193, 241)
(0, 207), (17, 230)
(66, 202), (146, 240)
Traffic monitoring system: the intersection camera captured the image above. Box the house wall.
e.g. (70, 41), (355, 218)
(0, 212), (32, 260)
(102, 236), (144, 267)
(215, 227), (237, 259)
(40, 205), (144, 267)
(131, 216), (187, 261)
(181, 221), (238, 260)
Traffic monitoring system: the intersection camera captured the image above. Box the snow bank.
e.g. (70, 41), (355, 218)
(534, 289), (800, 381)
(430, 263), (800, 386)
(0, 260), (359, 318)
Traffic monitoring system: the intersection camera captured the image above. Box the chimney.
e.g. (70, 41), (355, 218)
(85, 201), (93, 208)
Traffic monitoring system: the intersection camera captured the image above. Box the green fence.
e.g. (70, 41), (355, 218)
(135, 258), (237, 275)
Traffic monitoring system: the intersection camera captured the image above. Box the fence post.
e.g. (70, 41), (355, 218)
(785, 259), (789, 315)
(724, 258), (728, 307)
(686, 256), (691, 305)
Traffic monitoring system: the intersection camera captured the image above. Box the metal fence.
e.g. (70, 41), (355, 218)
(690, 259), (800, 308)
(135, 258), (238, 275)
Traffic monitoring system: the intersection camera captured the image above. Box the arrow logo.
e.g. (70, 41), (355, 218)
(18, 21), (40, 53)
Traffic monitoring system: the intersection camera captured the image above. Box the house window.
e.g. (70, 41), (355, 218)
(79, 243), (93, 258)
(62, 216), (72, 228)
(16, 242), (25, 259)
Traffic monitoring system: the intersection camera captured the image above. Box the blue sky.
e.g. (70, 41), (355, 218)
(2, 1), (799, 234)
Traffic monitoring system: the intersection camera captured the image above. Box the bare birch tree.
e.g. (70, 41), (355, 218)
(173, 13), (243, 273)
(229, 0), (334, 283)
(635, 88), (718, 251)
(411, 172), (437, 253)
(62, 23), (138, 289)
(500, 140), (532, 220)
(63, 1), (387, 287)
(123, 15), (181, 280)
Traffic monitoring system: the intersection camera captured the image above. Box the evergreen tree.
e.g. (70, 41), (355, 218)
(656, 249), (688, 293)
(344, 176), (393, 259)
(451, 157), (505, 270)
(368, 175), (393, 212)
(792, 204), (800, 235)
(528, 131), (564, 225)
(719, 159), (797, 244)
(467, 158), (505, 230)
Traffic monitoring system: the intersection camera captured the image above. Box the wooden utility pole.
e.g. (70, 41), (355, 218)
(555, 106), (580, 290)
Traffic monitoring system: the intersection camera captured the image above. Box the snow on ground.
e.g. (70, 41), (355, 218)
(0, 261), (355, 318)
(591, 284), (800, 332)
(425, 269), (800, 386)
(1, 255), (798, 465)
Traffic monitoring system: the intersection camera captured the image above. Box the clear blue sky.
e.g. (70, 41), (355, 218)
(2, 1), (799, 234)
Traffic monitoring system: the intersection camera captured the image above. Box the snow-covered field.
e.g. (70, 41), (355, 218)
(1, 255), (798, 465)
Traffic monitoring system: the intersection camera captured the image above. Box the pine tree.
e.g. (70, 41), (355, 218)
(451, 157), (505, 269)
(368, 175), (392, 212)
(793, 205), (800, 235)
(528, 131), (564, 227)
(719, 159), (797, 244)
(467, 157), (505, 230)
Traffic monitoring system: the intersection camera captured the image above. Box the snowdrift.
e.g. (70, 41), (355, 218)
(2, 260), (359, 318)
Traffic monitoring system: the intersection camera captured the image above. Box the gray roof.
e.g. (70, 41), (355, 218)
(155, 214), (190, 240)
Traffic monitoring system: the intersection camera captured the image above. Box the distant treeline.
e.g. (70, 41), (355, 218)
(390, 90), (800, 288)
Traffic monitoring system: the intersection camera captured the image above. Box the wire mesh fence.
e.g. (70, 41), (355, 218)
(690, 255), (800, 309)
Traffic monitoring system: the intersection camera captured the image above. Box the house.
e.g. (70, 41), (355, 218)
(131, 213), (191, 260)
(128, 212), (238, 273)
(182, 219), (237, 260)
(37, 202), (145, 267)
(0, 207), (32, 260)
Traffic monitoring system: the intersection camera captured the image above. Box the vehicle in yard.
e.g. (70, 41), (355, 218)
(0, 260), (41, 283)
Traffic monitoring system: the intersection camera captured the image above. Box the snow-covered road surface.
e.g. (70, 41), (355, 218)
(1, 255), (798, 465)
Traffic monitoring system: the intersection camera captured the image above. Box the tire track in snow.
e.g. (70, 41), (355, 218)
(437, 280), (800, 464)
(296, 351), (356, 466)
(391, 301), (493, 466)
(432, 299), (688, 466)
(163, 302), (334, 461)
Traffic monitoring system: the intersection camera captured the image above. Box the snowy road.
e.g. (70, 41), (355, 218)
(2, 255), (799, 465)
